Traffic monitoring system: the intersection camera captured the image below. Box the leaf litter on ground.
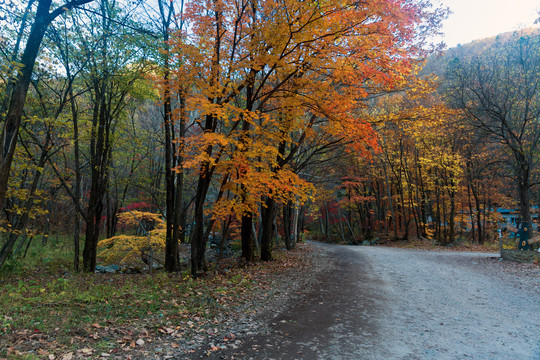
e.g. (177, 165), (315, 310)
(0, 243), (329, 359)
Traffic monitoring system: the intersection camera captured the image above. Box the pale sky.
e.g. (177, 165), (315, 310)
(439, 0), (540, 47)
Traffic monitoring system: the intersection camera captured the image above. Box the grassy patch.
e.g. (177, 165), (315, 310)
(2, 271), (242, 331)
(1, 271), (247, 357)
(0, 234), (77, 278)
(0, 244), (316, 358)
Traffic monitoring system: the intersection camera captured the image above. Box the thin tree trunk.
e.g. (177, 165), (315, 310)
(82, 71), (112, 272)
(163, 48), (179, 271)
(448, 183), (456, 245)
(70, 81), (82, 272)
(241, 213), (254, 261)
(292, 202), (299, 244)
(172, 93), (186, 256)
(260, 196), (274, 261)
(472, 182), (483, 244)
(191, 163), (213, 276)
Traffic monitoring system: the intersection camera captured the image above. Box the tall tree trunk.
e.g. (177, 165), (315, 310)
(191, 165), (212, 277)
(471, 182), (483, 244)
(163, 44), (179, 272)
(283, 202), (293, 250)
(70, 79), (82, 272)
(82, 145), (108, 272)
(190, 109), (216, 276)
(381, 158), (397, 238)
(415, 150), (428, 237)
(0, 0), (53, 212)
(324, 203), (330, 241)
(0, 0), (35, 113)
(441, 186), (448, 245)
(517, 164), (532, 235)
(466, 164), (476, 242)
(0, 0), (93, 213)
(238, 60), (257, 261)
(105, 190), (118, 238)
(241, 213), (254, 261)
(172, 95), (186, 262)
(448, 183), (456, 245)
(82, 75), (111, 272)
(83, 148), (108, 273)
(292, 202), (299, 244)
(435, 181), (441, 242)
(260, 196), (274, 261)
(239, 120), (254, 262)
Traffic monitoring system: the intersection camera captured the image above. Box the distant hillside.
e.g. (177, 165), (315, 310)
(423, 27), (540, 77)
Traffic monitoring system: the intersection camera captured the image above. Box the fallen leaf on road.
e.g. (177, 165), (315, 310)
(159, 327), (175, 334)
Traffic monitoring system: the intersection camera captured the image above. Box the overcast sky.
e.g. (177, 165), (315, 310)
(439, 0), (539, 48)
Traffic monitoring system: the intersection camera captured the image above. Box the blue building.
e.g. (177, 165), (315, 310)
(497, 207), (538, 231)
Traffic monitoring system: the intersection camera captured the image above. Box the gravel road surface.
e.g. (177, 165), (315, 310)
(357, 246), (540, 360)
(210, 244), (540, 360)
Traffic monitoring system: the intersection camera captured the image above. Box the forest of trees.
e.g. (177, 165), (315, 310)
(0, 0), (538, 276)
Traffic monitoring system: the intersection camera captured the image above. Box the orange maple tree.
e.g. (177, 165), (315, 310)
(165, 0), (446, 275)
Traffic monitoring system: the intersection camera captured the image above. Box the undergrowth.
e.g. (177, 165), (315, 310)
(0, 244), (312, 358)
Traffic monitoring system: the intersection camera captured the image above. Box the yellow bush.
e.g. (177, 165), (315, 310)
(98, 211), (167, 266)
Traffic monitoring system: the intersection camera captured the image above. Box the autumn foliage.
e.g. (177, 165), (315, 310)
(0, 0), (449, 273)
(157, 0), (446, 274)
(98, 211), (166, 266)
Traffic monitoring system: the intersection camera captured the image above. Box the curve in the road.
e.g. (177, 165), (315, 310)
(195, 244), (540, 360)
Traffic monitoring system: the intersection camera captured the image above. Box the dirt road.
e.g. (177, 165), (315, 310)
(202, 244), (540, 360)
